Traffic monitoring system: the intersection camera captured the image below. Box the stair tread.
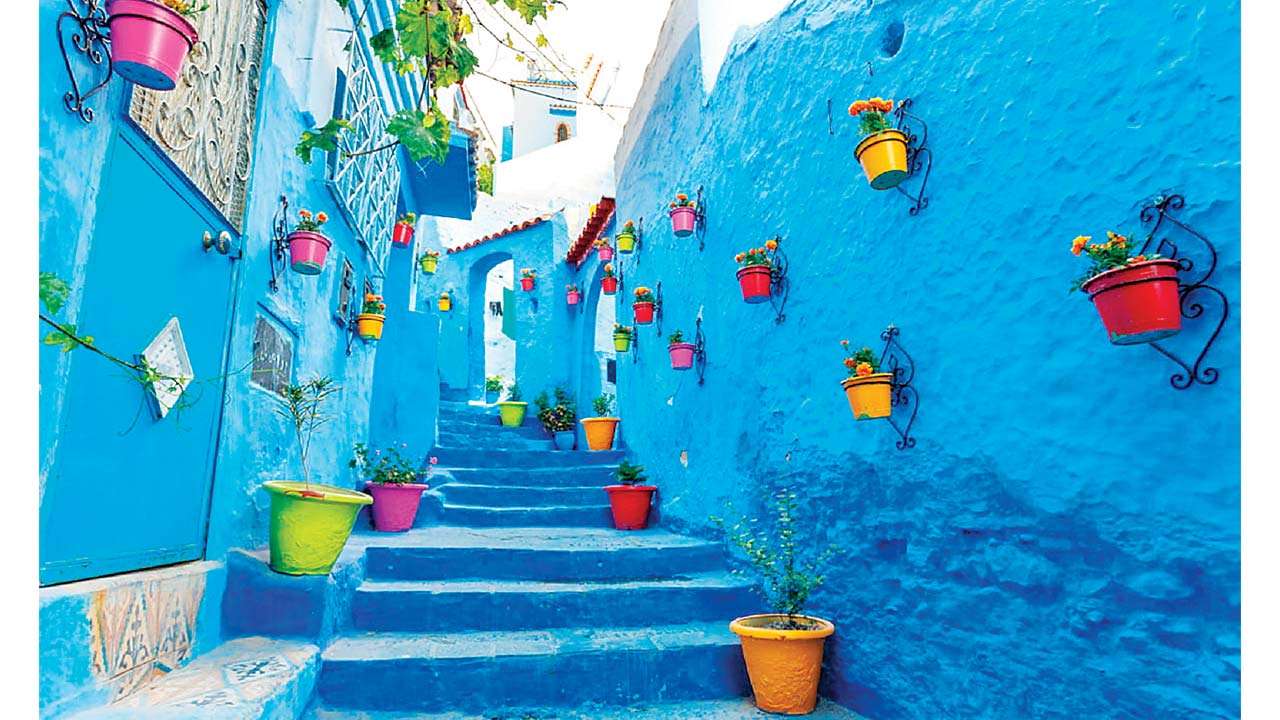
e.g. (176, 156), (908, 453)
(348, 525), (718, 551)
(357, 572), (748, 594)
(440, 482), (608, 492)
(307, 698), (868, 719)
(442, 502), (610, 512)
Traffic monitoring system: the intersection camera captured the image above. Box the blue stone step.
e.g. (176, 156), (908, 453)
(351, 572), (754, 632)
(441, 465), (620, 487)
(436, 430), (554, 450)
(438, 417), (545, 439)
(438, 483), (604, 506)
(361, 526), (729, 582)
(430, 448), (626, 468)
(441, 502), (612, 527)
(316, 623), (749, 713)
(305, 698), (868, 719)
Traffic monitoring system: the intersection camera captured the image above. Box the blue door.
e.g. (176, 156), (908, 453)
(39, 130), (241, 585)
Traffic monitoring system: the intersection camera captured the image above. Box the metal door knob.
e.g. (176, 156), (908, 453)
(202, 230), (232, 255)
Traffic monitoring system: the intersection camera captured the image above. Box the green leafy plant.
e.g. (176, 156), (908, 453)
(1069, 231), (1161, 292)
(734, 237), (781, 268)
(669, 192), (696, 209)
(161, 0), (210, 18)
(632, 286), (655, 303)
(839, 340), (879, 377)
(668, 330), (685, 345)
(712, 488), (840, 630)
(361, 293), (387, 315)
(848, 97), (895, 136)
(592, 393), (614, 417)
(485, 375), (504, 392)
(602, 263), (615, 279)
(350, 442), (434, 485)
(294, 208), (330, 233)
(397, 212), (417, 225)
(521, 267), (537, 279)
(565, 283), (580, 293)
(40, 272), (91, 352)
(477, 162), (494, 195)
(534, 387), (576, 433)
(615, 460), (646, 486)
(279, 376), (341, 486)
(506, 380), (523, 402)
(612, 324), (632, 338)
(619, 219), (636, 235)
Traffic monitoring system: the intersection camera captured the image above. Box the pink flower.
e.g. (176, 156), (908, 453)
(429, 456), (439, 465)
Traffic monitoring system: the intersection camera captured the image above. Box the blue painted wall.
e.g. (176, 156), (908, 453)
(613, 1), (1239, 718)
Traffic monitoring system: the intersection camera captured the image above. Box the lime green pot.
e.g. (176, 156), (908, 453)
(498, 401), (528, 427)
(264, 481), (372, 575)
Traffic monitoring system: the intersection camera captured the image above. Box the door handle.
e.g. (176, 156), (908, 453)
(202, 230), (232, 255)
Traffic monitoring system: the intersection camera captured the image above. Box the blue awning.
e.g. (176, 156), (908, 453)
(399, 124), (478, 221)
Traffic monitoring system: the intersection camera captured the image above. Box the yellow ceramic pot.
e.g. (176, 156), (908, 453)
(854, 129), (909, 190)
(841, 373), (893, 421)
(616, 231), (636, 253)
(263, 481), (373, 575)
(580, 417), (619, 450)
(421, 255), (439, 274)
(730, 614), (835, 715)
(613, 333), (632, 352)
(438, 296), (452, 312)
(356, 313), (385, 341)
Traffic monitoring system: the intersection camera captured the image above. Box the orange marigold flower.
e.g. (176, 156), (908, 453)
(675, 193), (688, 202)
(765, 239), (778, 250)
(316, 212), (328, 223)
(840, 339), (850, 346)
(855, 361), (874, 377)
(734, 253), (745, 262)
(1071, 235), (1090, 256)
(843, 357), (856, 368)
(299, 209), (312, 218)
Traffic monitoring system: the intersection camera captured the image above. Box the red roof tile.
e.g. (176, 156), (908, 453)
(565, 197), (616, 265)
(448, 214), (553, 254)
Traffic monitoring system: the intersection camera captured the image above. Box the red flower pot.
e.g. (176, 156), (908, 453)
(392, 221), (414, 247)
(602, 276), (618, 295)
(633, 301), (655, 324)
(604, 485), (657, 530)
(520, 277), (536, 291)
(567, 290), (582, 305)
(669, 342), (696, 370)
(106, 0), (198, 91)
(737, 265), (773, 304)
(1081, 259), (1183, 345)
(366, 482), (429, 532)
(598, 246), (614, 262)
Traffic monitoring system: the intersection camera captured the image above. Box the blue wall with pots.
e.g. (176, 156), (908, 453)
(612, 0), (1240, 717)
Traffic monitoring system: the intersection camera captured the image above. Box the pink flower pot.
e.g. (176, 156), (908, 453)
(597, 246), (614, 262)
(288, 230), (332, 275)
(106, 0), (199, 91)
(669, 342), (696, 370)
(670, 206), (697, 237)
(366, 482), (429, 532)
(567, 290), (582, 305)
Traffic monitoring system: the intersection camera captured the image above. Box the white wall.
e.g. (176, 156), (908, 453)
(483, 261), (516, 389)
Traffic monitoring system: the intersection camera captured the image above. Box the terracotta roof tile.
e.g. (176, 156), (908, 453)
(448, 214), (554, 254)
(565, 197), (616, 264)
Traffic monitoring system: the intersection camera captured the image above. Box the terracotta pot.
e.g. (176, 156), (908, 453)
(580, 417), (619, 450)
(730, 614), (835, 714)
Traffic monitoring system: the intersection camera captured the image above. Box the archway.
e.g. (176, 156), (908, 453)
(576, 261), (619, 418)
(467, 252), (516, 401)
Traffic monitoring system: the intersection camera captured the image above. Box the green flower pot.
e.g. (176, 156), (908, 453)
(498, 401), (528, 427)
(264, 481), (372, 575)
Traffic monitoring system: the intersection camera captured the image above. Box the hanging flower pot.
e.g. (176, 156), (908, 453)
(730, 614), (836, 714)
(1071, 233), (1182, 345)
(419, 250), (440, 274)
(632, 286), (656, 325)
(106, 0), (200, 91)
(437, 292), (452, 312)
(668, 330), (695, 370)
(605, 462), (655, 530)
(733, 238), (781, 304)
(520, 268), (537, 292)
(391, 212), (416, 247)
(356, 293), (387, 342)
(601, 264), (618, 295)
(616, 221), (638, 253)
(669, 193), (698, 237)
(849, 98), (909, 190)
(839, 341), (891, 420)
(612, 324), (633, 352)
(566, 284), (582, 306)
(580, 394), (619, 451)
(287, 209), (331, 275)
(594, 237), (614, 262)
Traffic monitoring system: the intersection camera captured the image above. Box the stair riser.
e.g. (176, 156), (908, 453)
(364, 545), (728, 582)
(443, 505), (612, 528)
(316, 645), (749, 711)
(431, 449), (626, 469)
(438, 484), (605, 506)
(437, 433), (555, 451)
(352, 585), (755, 632)
(441, 466), (620, 488)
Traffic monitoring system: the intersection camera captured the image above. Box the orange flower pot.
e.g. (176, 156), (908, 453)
(580, 417), (619, 451)
(841, 372), (893, 420)
(356, 313), (385, 341)
(854, 129), (910, 190)
(730, 614), (835, 715)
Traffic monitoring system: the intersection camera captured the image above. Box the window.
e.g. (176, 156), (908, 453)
(555, 123), (571, 142)
(334, 258), (356, 324)
(250, 316), (293, 397)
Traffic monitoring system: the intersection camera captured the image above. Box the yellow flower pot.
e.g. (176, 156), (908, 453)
(263, 481), (373, 575)
(841, 372), (893, 421)
(854, 128), (909, 190)
(616, 231), (636, 253)
(580, 417), (619, 450)
(356, 313), (385, 341)
(730, 614), (835, 715)
(498, 401), (528, 427)
(613, 333), (632, 352)
(438, 296), (452, 312)
(421, 255), (438, 274)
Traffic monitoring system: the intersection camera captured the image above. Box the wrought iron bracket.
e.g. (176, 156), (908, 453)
(58, 0), (114, 123)
(694, 186), (709, 251)
(344, 303), (362, 356)
(768, 238), (791, 324)
(627, 216), (645, 269)
(877, 324), (918, 450)
(653, 281), (665, 338)
(268, 195), (290, 292)
(631, 328), (640, 365)
(693, 316), (708, 385)
(1137, 193), (1229, 390)
(891, 98), (932, 216)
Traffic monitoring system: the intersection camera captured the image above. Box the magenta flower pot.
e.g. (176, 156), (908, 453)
(669, 342), (696, 370)
(366, 482), (429, 532)
(106, 0), (199, 91)
(288, 230), (332, 275)
(567, 290), (582, 305)
(669, 206), (697, 237)
(597, 246), (614, 262)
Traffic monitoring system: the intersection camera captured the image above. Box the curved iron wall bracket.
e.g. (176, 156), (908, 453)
(891, 98), (932, 216)
(1137, 193), (1229, 390)
(344, 304), (362, 356)
(630, 328), (640, 365)
(694, 186), (709, 251)
(58, 0), (113, 123)
(768, 238), (791, 324)
(653, 281), (665, 338)
(628, 216), (645, 269)
(693, 316), (708, 385)
(878, 324), (918, 450)
(268, 195), (290, 292)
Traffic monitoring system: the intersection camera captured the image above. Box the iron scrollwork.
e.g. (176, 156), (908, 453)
(694, 185), (708, 251)
(267, 195), (290, 292)
(653, 281), (665, 338)
(878, 324), (918, 450)
(693, 316), (708, 386)
(58, 0), (113, 123)
(767, 236), (790, 324)
(891, 98), (932, 216)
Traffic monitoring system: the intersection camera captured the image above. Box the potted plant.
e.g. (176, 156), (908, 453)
(287, 209), (332, 275)
(632, 286), (655, 324)
(535, 388), (578, 451)
(1071, 231), (1181, 344)
(612, 324), (634, 352)
(498, 381), (528, 428)
(601, 264), (618, 295)
(392, 212), (416, 247)
(669, 193), (698, 237)
(848, 97), (909, 190)
(438, 291), (452, 312)
(714, 489), (839, 715)
(484, 375), (504, 404)
(604, 461), (657, 530)
(734, 238), (780, 304)
(580, 393), (619, 451)
(668, 330), (695, 370)
(350, 443), (435, 532)
(520, 267), (537, 292)
(356, 293), (386, 342)
(616, 220), (638, 254)
(264, 376), (372, 575)
(419, 249), (441, 274)
(106, 0), (201, 91)
(566, 283), (582, 306)
(839, 340), (892, 420)
(594, 236), (615, 262)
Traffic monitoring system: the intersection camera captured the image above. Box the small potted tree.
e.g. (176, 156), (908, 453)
(288, 209), (332, 275)
(351, 443), (435, 532)
(839, 340), (892, 420)
(392, 212), (416, 247)
(566, 283), (582, 306)
(484, 375), (504, 403)
(519, 268), (537, 292)
(668, 330), (695, 370)
(604, 461), (657, 530)
(106, 0), (201, 91)
(580, 394), (620, 451)
(264, 377), (372, 575)
(715, 489), (839, 715)
(616, 220), (638, 254)
(601, 264), (618, 295)
(438, 291), (453, 312)
(669, 193), (698, 237)
(733, 238), (780, 304)
(612, 324), (634, 352)
(356, 293), (387, 342)
(498, 381), (528, 428)
(419, 249), (441, 274)
(535, 388), (578, 451)
(848, 97), (909, 190)
(1071, 231), (1181, 344)
(632, 286), (656, 324)
(594, 236), (615, 262)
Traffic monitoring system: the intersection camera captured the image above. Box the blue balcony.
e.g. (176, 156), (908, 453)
(399, 125), (478, 221)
